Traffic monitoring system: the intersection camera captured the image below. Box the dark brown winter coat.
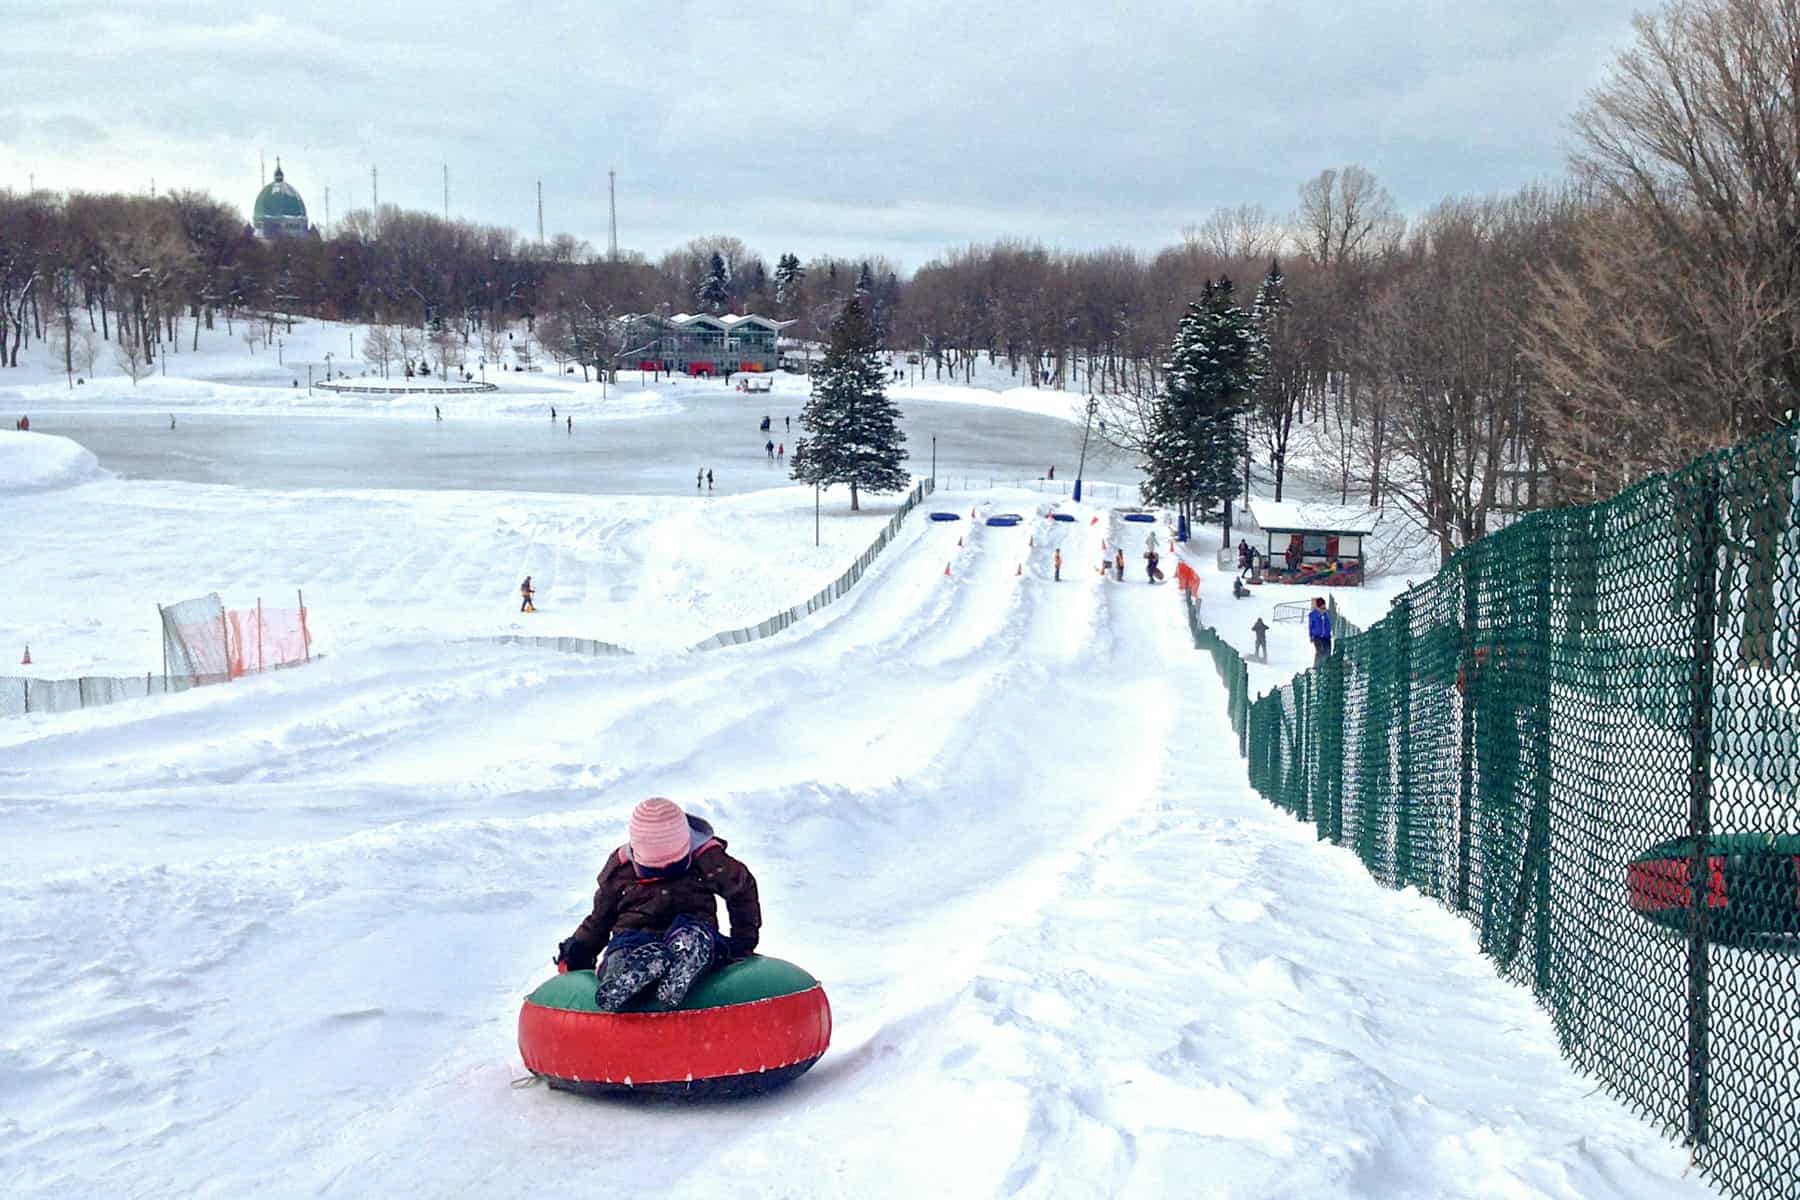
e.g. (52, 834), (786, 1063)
(569, 839), (761, 952)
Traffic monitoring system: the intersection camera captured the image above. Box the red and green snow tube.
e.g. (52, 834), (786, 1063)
(518, 955), (831, 1098)
(1626, 833), (1800, 951)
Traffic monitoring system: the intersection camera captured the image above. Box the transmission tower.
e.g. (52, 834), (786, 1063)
(608, 169), (618, 259)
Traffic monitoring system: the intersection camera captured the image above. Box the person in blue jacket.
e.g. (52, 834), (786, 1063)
(1308, 596), (1332, 664)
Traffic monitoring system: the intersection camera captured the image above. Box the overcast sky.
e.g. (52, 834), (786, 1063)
(0, 0), (1646, 269)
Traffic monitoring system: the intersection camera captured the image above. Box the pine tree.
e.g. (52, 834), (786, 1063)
(698, 251), (731, 312)
(1141, 277), (1267, 533)
(1250, 258), (1301, 502)
(791, 296), (909, 511)
(774, 253), (805, 305)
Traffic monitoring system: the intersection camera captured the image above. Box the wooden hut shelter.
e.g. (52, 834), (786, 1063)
(1246, 500), (1378, 587)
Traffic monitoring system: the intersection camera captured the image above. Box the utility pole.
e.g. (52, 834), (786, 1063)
(372, 165), (379, 214)
(608, 169), (618, 259)
(536, 180), (544, 244)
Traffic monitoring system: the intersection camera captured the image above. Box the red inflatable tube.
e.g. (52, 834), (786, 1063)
(519, 985), (831, 1091)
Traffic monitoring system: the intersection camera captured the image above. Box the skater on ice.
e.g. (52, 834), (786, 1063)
(554, 797), (762, 1012)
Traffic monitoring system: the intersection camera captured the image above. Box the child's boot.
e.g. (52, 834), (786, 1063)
(654, 924), (716, 1008)
(594, 944), (669, 1011)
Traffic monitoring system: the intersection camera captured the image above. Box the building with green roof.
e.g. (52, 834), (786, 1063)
(252, 160), (310, 240)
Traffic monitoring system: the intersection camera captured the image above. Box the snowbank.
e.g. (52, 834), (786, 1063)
(0, 431), (103, 494)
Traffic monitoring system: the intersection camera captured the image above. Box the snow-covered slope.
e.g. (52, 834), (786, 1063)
(0, 431), (104, 494)
(0, 492), (1717, 1199)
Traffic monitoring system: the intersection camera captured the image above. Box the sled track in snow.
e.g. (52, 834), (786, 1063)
(0, 494), (1720, 1199)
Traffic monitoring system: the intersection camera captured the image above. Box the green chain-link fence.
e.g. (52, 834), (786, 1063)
(1189, 427), (1800, 1200)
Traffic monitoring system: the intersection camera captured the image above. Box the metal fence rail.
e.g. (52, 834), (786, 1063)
(688, 480), (934, 651)
(1184, 423), (1800, 1200)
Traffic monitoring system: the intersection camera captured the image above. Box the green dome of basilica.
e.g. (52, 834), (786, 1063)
(252, 162), (309, 238)
(254, 167), (306, 221)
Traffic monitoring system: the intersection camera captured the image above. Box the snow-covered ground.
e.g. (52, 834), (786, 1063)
(0, 323), (1718, 1197)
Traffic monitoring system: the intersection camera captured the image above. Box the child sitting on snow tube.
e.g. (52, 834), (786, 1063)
(553, 797), (761, 1012)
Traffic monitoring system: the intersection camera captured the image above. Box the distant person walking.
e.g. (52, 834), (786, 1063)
(697, 469), (704, 490)
(1047, 465), (1055, 480)
(16, 416), (27, 432)
(1308, 597), (1332, 665)
(1053, 548), (1062, 581)
(706, 469), (713, 491)
(1253, 617), (1269, 659)
(170, 414), (177, 430)
(434, 405), (441, 421)
(765, 439), (775, 460)
(784, 415), (790, 432)
(520, 576), (537, 613)
(551, 406), (557, 421)
(567, 415), (572, 434)
(1114, 548), (1125, 582)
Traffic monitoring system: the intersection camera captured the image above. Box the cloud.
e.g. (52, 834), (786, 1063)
(0, 0), (1645, 267)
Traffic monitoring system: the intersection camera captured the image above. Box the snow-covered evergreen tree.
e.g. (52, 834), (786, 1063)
(774, 253), (805, 305)
(698, 252), (731, 312)
(1141, 277), (1267, 527)
(791, 296), (909, 511)
(1250, 258), (1302, 502)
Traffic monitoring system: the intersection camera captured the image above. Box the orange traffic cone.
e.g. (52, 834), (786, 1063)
(20, 645), (29, 666)
(944, 561), (952, 577)
(970, 507), (976, 518)
(1016, 563), (1022, 576)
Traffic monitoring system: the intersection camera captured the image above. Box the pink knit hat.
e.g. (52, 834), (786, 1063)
(629, 797), (692, 868)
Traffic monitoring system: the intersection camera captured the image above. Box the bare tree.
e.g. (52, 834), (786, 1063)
(431, 324), (465, 381)
(1183, 205), (1288, 262)
(1296, 166), (1405, 270)
(362, 322), (396, 378)
(114, 323), (151, 383)
(1529, 0), (1800, 495)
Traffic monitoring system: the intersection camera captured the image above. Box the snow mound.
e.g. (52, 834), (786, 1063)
(0, 431), (103, 493)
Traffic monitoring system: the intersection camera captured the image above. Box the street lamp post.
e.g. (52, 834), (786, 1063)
(815, 483), (820, 548)
(307, 363), (313, 394)
(277, 339), (283, 365)
(1073, 395), (1098, 503)
(931, 435), (936, 485)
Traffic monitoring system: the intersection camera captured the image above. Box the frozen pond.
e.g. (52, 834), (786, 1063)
(27, 394), (1137, 497)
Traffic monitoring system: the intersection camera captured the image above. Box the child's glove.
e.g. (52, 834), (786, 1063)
(555, 937), (598, 972)
(721, 933), (758, 960)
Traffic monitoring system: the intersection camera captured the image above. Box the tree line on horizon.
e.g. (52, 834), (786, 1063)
(0, 0), (1790, 561)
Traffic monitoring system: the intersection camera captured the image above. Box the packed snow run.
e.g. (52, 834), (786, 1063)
(1, 323), (1716, 1198)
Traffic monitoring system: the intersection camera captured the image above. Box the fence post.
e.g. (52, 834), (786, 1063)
(257, 597), (265, 674)
(1685, 470), (1722, 1150)
(21, 679), (27, 715)
(1392, 596), (1414, 886)
(1456, 553), (1478, 914)
(298, 589), (310, 662)
(157, 602), (168, 690)
(220, 605), (232, 682)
